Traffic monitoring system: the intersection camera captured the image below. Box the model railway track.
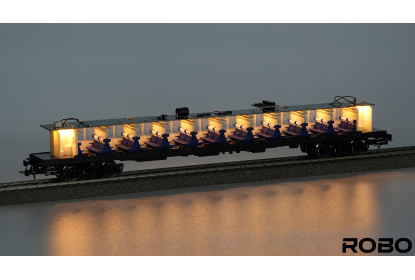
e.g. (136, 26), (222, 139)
(2, 146), (415, 193)
(0, 178), (56, 188)
(118, 145), (415, 177)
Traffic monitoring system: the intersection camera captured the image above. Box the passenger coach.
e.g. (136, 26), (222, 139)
(22, 96), (392, 181)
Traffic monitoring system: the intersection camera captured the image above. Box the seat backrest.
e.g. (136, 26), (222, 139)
(295, 126), (302, 133)
(347, 122), (355, 130)
(156, 137), (163, 144)
(213, 133), (220, 140)
(315, 122), (322, 129)
(234, 128), (241, 136)
(289, 124), (296, 131)
(207, 131), (213, 138)
(339, 120), (347, 128)
(151, 135), (157, 142)
(268, 128), (275, 135)
(321, 124), (329, 131)
(261, 126), (269, 134)
(93, 140), (99, 148)
(241, 131), (247, 137)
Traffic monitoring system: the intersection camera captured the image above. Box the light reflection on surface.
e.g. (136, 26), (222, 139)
(43, 170), (415, 256)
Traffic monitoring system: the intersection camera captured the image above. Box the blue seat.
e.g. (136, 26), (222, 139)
(282, 122), (309, 137)
(310, 122), (327, 133)
(201, 129), (227, 144)
(339, 120), (348, 129)
(256, 125), (283, 139)
(174, 131), (201, 146)
(283, 123), (301, 136)
(86, 136), (114, 155)
(116, 136), (141, 152)
(336, 119), (357, 132)
(229, 127), (254, 142)
(309, 119), (337, 134)
(144, 133), (172, 148)
(261, 126), (269, 134)
(313, 122), (322, 129)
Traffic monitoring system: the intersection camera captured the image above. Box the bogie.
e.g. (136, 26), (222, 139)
(62, 166), (80, 181)
(101, 162), (118, 178)
(58, 162), (123, 181)
(303, 140), (370, 159)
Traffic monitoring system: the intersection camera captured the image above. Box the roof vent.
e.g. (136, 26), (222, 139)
(175, 107), (189, 119)
(252, 100), (278, 112)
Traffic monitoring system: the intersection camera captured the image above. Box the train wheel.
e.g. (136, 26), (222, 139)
(361, 140), (369, 153)
(316, 143), (331, 158)
(102, 161), (117, 178)
(306, 144), (317, 158)
(348, 140), (368, 155)
(352, 140), (368, 155)
(62, 166), (79, 181)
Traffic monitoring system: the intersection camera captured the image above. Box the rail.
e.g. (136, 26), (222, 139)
(0, 146), (415, 192)
(1, 146), (415, 193)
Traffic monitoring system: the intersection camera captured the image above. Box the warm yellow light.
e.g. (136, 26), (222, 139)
(356, 106), (370, 113)
(356, 106), (372, 132)
(58, 129), (76, 157)
(58, 129), (75, 137)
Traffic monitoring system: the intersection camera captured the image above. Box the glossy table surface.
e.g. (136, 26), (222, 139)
(1, 167), (414, 255)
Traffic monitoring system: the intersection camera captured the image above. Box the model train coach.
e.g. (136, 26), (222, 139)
(21, 96), (392, 181)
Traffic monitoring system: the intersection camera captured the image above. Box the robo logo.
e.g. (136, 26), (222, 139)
(342, 238), (412, 254)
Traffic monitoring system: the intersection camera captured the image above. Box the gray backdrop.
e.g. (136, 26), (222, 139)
(1, 24), (414, 182)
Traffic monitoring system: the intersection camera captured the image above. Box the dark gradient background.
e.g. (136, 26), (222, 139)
(1, 24), (414, 182)
(0, 24), (414, 256)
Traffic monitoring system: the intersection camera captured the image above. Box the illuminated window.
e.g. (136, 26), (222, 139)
(58, 129), (76, 157)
